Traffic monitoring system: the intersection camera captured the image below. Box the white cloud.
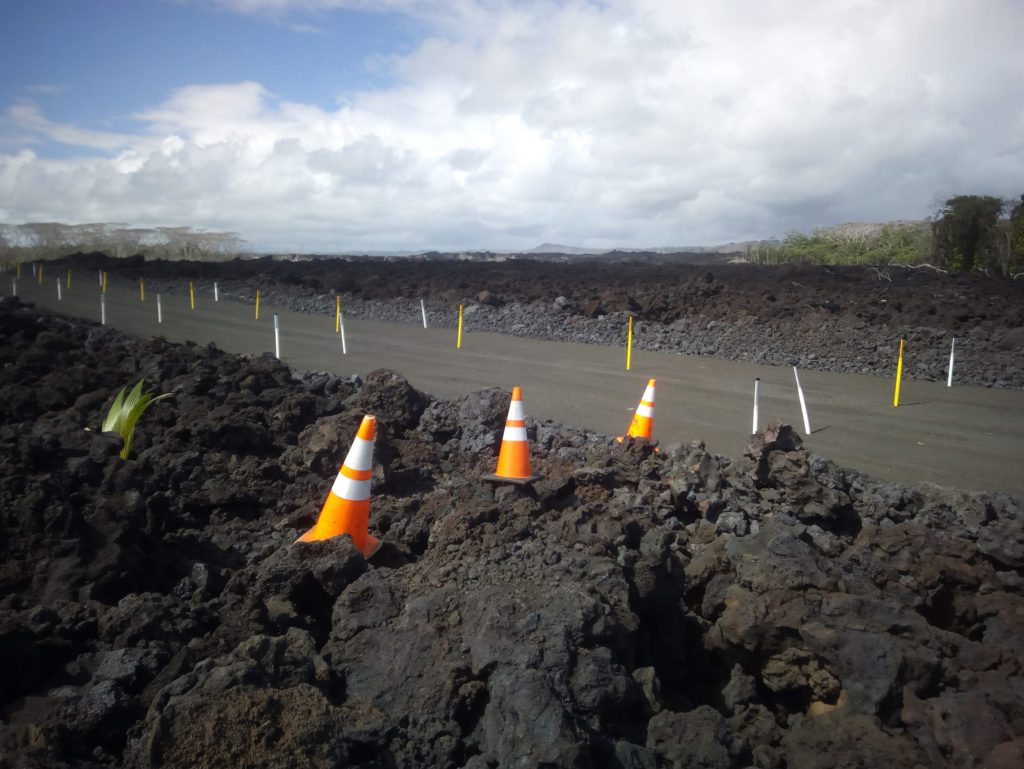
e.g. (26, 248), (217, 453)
(2, 0), (1024, 251)
(4, 102), (136, 151)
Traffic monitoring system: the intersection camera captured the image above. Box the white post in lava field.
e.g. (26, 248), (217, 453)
(752, 377), (760, 435)
(792, 367), (811, 435)
(947, 338), (956, 387)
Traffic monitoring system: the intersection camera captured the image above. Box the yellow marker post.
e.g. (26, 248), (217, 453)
(67, 269), (72, 289)
(893, 338), (905, 407)
(16, 263), (21, 279)
(456, 304), (464, 349)
(38, 263), (43, 283)
(140, 277), (145, 302)
(335, 295), (341, 333)
(626, 316), (634, 371)
(189, 281), (195, 310)
(255, 289), (261, 320)
(102, 271), (107, 294)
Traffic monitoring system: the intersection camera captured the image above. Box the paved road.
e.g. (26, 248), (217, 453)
(13, 275), (1024, 498)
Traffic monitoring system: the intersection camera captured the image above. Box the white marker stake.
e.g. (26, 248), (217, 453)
(947, 337), (955, 387)
(11, 278), (16, 296)
(157, 293), (163, 324)
(274, 314), (281, 359)
(752, 377), (760, 435)
(420, 298), (428, 328)
(793, 366), (811, 435)
(340, 312), (347, 355)
(214, 281), (219, 302)
(57, 278), (62, 301)
(98, 269), (103, 287)
(100, 294), (106, 325)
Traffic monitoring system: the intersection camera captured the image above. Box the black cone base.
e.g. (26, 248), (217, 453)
(481, 473), (541, 486)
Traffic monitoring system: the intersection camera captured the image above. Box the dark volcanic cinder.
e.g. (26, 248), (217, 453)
(1, 296), (1022, 768)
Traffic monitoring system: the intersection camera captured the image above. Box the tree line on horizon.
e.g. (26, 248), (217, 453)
(748, 194), (1024, 275)
(0, 222), (246, 263)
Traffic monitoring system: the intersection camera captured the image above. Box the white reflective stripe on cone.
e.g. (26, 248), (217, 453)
(502, 425), (528, 442)
(507, 399), (525, 421)
(636, 404), (654, 417)
(641, 385), (655, 403)
(330, 476), (371, 501)
(344, 436), (374, 471)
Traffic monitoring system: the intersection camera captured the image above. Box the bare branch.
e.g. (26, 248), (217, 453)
(887, 261), (948, 274)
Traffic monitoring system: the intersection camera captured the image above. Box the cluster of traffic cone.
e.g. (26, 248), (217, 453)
(296, 380), (657, 557)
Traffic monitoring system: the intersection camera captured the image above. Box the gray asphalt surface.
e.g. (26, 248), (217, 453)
(14, 274), (1024, 498)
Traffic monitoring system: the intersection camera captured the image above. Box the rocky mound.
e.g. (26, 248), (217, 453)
(81, 255), (1024, 389)
(1, 296), (1022, 768)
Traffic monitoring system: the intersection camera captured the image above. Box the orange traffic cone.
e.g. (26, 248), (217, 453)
(296, 414), (381, 556)
(482, 386), (541, 485)
(618, 378), (656, 442)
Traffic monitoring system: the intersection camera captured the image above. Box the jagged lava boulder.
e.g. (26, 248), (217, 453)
(0, 297), (1022, 769)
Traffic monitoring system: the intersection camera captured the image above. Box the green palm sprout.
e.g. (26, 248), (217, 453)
(102, 379), (173, 459)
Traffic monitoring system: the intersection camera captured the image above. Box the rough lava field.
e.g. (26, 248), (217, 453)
(1, 255), (1023, 768)
(100, 253), (1024, 390)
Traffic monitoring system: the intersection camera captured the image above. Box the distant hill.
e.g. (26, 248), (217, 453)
(527, 243), (606, 255)
(525, 242), (755, 255)
(256, 239), (766, 262)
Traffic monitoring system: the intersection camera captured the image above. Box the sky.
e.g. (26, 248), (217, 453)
(1, 0), (1023, 253)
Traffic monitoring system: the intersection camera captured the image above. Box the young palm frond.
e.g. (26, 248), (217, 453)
(102, 379), (173, 459)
